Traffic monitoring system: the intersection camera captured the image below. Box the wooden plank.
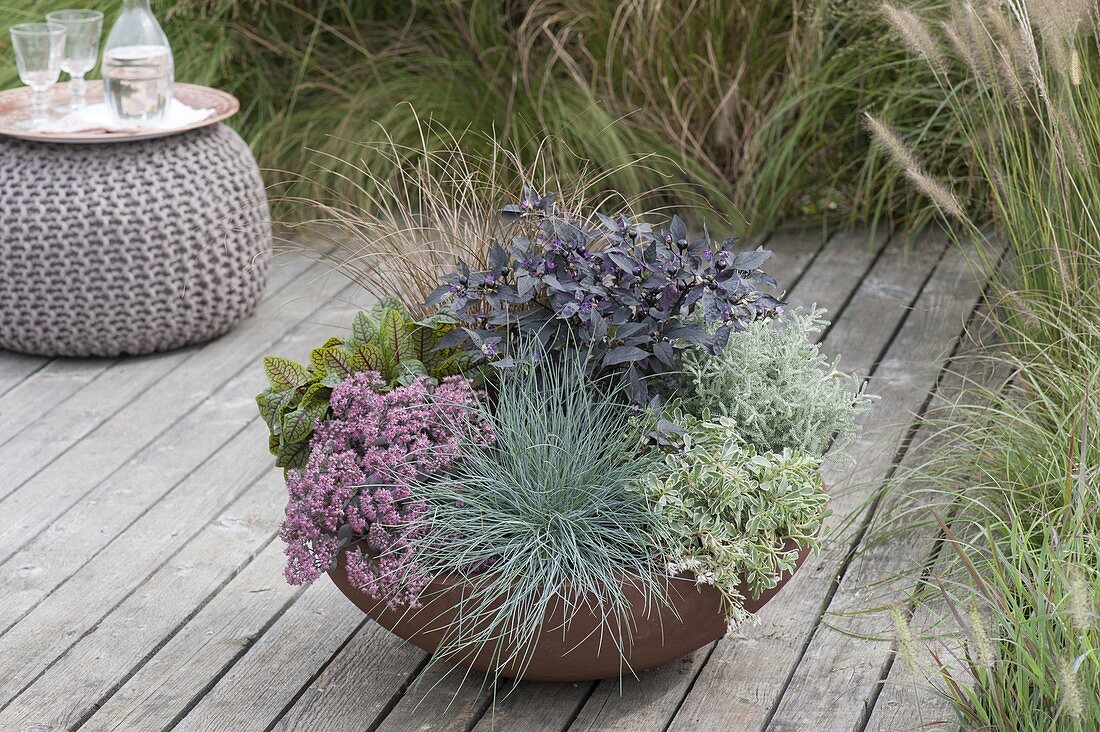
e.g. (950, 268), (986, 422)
(79, 541), (303, 732)
(569, 646), (715, 732)
(862, 318), (1007, 732)
(864, 606), (959, 732)
(373, 665), (495, 732)
(0, 353), (48, 400)
(767, 261), (1002, 731)
(0, 468), (286, 729)
(0, 350), (195, 500)
(667, 234), (988, 732)
(471, 683), (595, 732)
(819, 228), (948, 376)
(0, 255), (341, 565)
(0, 424), (275, 710)
(758, 226), (831, 298)
(173, 582), (366, 732)
(860, 507), (974, 730)
(271, 624), (424, 732)
(0, 358), (116, 449)
(784, 228), (889, 315)
(0, 252), (309, 503)
(0, 287), (369, 706)
(0, 273), (355, 638)
(239, 228), (830, 732)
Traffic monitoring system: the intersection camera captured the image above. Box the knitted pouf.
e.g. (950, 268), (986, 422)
(0, 124), (271, 357)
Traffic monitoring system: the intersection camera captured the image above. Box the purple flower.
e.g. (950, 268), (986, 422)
(279, 373), (493, 607)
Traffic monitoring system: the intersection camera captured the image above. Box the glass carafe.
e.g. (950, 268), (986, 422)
(102, 0), (173, 125)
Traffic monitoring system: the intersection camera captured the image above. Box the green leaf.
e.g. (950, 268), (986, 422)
(407, 322), (441, 362)
(395, 359), (428, 385)
(352, 311), (377, 344)
(321, 336), (343, 349)
(434, 351), (477, 377)
(420, 311), (459, 326)
(303, 395), (329, 422)
(371, 297), (408, 319)
(322, 347), (354, 379)
(277, 439), (310, 469)
(300, 382), (330, 410)
(255, 389), (282, 428)
(281, 405), (319, 444)
(308, 348), (328, 377)
(263, 356), (308, 390)
(379, 308), (413, 363)
(268, 432), (280, 457)
(355, 342), (388, 373)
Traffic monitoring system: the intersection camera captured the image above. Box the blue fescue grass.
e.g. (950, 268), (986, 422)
(404, 348), (673, 682)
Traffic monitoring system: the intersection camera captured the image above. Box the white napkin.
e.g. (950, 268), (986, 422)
(36, 99), (214, 135)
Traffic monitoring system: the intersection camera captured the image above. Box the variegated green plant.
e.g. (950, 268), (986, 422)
(256, 300), (474, 470)
(641, 412), (828, 627)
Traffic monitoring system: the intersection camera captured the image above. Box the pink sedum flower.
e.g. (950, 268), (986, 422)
(279, 372), (492, 607)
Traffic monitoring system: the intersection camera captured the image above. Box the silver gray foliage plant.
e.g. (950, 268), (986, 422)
(404, 347), (674, 681)
(678, 306), (875, 460)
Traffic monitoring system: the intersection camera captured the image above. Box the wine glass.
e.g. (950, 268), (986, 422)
(45, 9), (104, 110)
(9, 23), (67, 129)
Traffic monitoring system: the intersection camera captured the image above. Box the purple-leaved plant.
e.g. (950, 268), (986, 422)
(279, 371), (492, 607)
(426, 187), (785, 404)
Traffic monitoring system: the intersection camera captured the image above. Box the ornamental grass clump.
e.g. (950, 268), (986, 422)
(863, 1), (1100, 725)
(404, 349), (674, 675)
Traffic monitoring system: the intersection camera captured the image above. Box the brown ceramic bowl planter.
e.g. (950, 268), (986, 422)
(328, 537), (811, 682)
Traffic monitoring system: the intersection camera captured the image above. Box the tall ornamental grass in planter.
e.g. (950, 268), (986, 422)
(865, 1), (1100, 727)
(256, 169), (872, 685)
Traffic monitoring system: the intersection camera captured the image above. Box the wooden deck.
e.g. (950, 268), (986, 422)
(0, 228), (997, 731)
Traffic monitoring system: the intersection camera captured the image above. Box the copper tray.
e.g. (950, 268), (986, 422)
(0, 81), (239, 143)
